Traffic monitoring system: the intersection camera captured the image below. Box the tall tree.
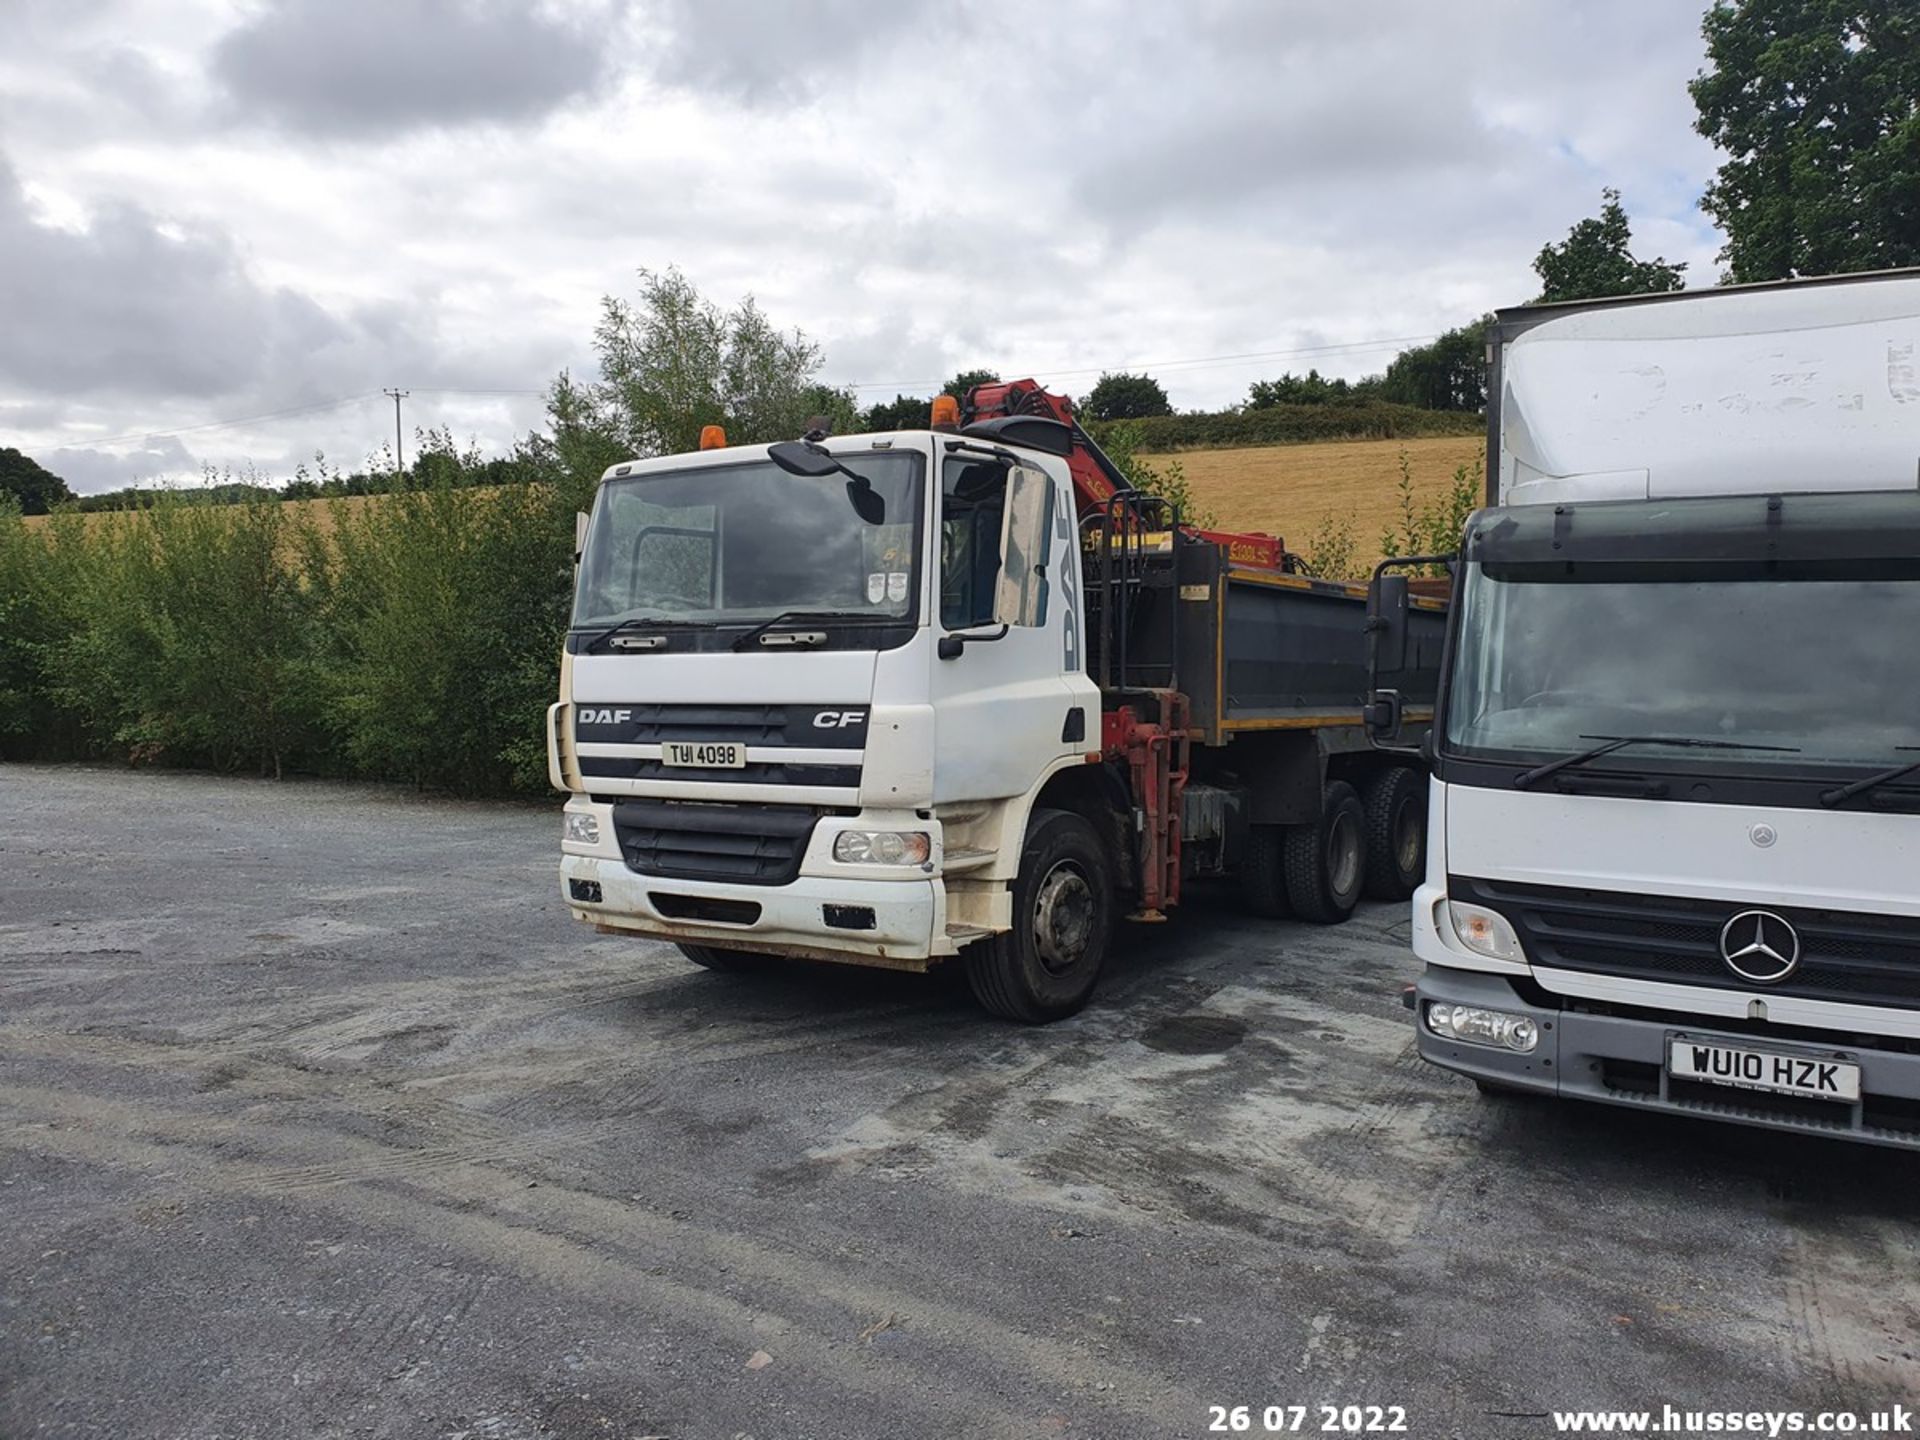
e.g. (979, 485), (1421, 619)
(589, 267), (849, 455)
(0, 448), (74, 515)
(941, 369), (1000, 399)
(1690, 0), (1920, 282)
(861, 394), (932, 431)
(1533, 190), (1687, 302)
(1082, 371), (1173, 421)
(1378, 319), (1491, 412)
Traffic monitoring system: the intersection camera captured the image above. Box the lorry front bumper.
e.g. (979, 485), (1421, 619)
(560, 852), (941, 968)
(1416, 966), (1920, 1151)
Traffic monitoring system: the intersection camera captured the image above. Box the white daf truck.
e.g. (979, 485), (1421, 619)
(551, 382), (1444, 1022)
(1366, 269), (1920, 1147)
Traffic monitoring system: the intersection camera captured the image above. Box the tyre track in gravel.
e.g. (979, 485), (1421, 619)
(0, 1079), (1218, 1435)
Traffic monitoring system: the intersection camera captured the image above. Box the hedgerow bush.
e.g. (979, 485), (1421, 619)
(1083, 401), (1480, 452)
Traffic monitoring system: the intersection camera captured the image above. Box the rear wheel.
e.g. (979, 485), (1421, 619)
(1238, 824), (1292, 918)
(678, 943), (770, 973)
(1281, 781), (1366, 924)
(1361, 767), (1426, 901)
(967, 809), (1114, 1023)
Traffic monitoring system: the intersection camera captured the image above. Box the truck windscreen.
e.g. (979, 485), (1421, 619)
(1444, 566), (1920, 772)
(572, 453), (923, 632)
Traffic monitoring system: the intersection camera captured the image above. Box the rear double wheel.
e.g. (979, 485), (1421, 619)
(967, 809), (1114, 1024)
(1281, 780), (1367, 924)
(1361, 767), (1426, 901)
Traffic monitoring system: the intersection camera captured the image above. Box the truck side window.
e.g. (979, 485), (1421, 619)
(941, 459), (1006, 628)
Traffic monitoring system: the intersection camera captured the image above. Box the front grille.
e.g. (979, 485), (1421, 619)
(579, 755), (861, 788)
(1457, 876), (1920, 1010)
(613, 799), (819, 886)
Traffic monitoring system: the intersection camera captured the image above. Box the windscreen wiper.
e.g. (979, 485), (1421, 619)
(1820, 747), (1920, 808)
(1514, 734), (1801, 789)
(577, 615), (691, 653)
(729, 610), (882, 651)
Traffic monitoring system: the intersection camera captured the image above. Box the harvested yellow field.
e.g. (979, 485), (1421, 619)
(1159, 433), (1485, 566)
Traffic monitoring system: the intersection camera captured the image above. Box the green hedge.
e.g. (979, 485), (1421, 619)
(1084, 401), (1482, 452)
(0, 483), (576, 794)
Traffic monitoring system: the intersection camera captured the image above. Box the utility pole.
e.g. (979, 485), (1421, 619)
(383, 388), (409, 474)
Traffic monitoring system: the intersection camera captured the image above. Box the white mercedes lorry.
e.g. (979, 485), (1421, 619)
(1366, 269), (1920, 1147)
(550, 381), (1445, 1022)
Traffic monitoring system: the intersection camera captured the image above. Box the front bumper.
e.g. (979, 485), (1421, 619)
(560, 851), (942, 968)
(1415, 966), (1920, 1150)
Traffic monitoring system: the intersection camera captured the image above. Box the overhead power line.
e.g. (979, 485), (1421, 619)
(62, 328), (1441, 451)
(840, 332), (1441, 392)
(77, 391), (384, 449)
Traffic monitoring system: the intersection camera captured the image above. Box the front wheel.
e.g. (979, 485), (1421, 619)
(678, 943), (771, 973)
(967, 809), (1115, 1023)
(1281, 781), (1367, 924)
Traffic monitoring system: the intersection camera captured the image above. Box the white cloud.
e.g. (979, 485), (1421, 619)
(0, 0), (1729, 492)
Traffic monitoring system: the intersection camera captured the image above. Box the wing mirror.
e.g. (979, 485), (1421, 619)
(767, 440), (885, 523)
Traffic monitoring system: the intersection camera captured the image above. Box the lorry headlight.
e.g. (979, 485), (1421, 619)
(565, 812), (601, 845)
(1427, 1002), (1539, 1053)
(833, 830), (931, 866)
(1446, 901), (1522, 962)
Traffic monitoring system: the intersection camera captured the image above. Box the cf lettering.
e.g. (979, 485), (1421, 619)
(813, 711), (866, 728)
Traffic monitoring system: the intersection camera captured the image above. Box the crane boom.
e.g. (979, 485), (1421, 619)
(960, 378), (1289, 571)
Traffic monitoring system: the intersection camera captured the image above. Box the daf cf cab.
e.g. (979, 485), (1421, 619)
(553, 385), (1441, 1022)
(1367, 269), (1920, 1147)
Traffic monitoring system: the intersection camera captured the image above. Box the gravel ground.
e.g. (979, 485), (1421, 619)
(1, 764), (1915, 1440)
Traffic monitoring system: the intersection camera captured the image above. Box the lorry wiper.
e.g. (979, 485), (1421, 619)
(1514, 734), (1801, 789)
(1820, 748), (1920, 808)
(729, 610), (881, 651)
(578, 615), (693, 653)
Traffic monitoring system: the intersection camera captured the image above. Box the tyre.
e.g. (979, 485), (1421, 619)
(678, 943), (770, 973)
(1238, 824), (1292, 918)
(1474, 1077), (1537, 1100)
(1281, 780), (1366, 924)
(966, 809), (1115, 1023)
(1361, 767), (1427, 901)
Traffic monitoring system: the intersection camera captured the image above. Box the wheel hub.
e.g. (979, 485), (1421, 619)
(1032, 862), (1095, 975)
(1328, 811), (1361, 895)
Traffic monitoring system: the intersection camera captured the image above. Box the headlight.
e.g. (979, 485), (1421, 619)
(565, 812), (601, 845)
(1447, 901), (1523, 962)
(1427, 1002), (1539, 1052)
(833, 830), (931, 866)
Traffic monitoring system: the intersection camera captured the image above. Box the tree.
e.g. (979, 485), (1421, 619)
(589, 267), (846, 456)
(861, 394), (932, 431)
(941, 369), (1000, 399)
(1691, 0), (1920, 282)
(1533, 189), (1687, 302)
(1246, 369), (1355, 408)
(1082, 371), (1173, 421)
(1378, 319), (1491, 412)
(0, 448), (74, 515)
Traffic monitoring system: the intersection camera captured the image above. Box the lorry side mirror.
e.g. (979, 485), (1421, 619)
(1364, 689), (1405, 744)
(993, 464), (1054, 628)
(1368, 572), (1410, 675)
(574, 511), (589, 561)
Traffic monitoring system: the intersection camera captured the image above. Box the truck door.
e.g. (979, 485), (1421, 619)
(928, 455), (1093, 803)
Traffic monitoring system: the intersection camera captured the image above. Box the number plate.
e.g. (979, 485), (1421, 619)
(661, 741), (746, 769)
(1668, 1038), (1860, 1103)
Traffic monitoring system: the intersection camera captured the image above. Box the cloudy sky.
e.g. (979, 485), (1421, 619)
(0, 0), (1726, 493)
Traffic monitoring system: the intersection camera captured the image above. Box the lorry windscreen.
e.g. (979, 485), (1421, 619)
(1444, 566), (1920, 773)
(571, 453), (923, 636)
